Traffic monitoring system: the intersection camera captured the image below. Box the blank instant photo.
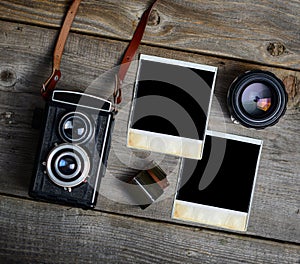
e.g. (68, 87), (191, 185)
(127, 55), (217, 159)
(172, 130), (263, 231)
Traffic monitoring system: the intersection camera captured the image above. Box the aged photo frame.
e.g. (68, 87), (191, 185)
(127, 54), (217, 159)
(172, 130), (263, 231)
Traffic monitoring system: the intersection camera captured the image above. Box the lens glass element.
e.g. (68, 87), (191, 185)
(227, 70), (287, 129)
(57, 155), (78, 176)
(63, 117), (86, 141)
(59, 112), (93, 144)
(240, 82), (276, 119)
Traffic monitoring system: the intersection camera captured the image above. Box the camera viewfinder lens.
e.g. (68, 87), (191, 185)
(63, 118), (86, 140)
(59, 112), (93, 144)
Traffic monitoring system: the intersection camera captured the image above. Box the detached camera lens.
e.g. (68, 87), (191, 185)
(59, 112), (93, 144)
(227, 70), (287, 129)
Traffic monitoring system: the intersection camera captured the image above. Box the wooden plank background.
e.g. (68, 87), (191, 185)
(1, 0), (300, 69)
(1, 196), (300, 264)
(0, 0), (299, 262)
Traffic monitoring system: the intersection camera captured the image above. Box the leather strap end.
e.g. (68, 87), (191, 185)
(41, 69), (61, 100)
(113, 75), (122, 106)
(116, 93), (122, 105)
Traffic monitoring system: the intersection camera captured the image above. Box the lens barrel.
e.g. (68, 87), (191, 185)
(227, 70), (287, 129)
(46, 143), (90, 188)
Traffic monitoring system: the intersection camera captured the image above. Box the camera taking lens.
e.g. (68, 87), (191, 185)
(54, 152), (82, 180)
(57, 155), (78, 176)
(227, 70), (287, 129)
(46, 143), (90, 188)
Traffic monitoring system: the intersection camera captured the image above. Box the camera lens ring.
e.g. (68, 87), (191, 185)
(227, 70), (287, 129)
(58, 112), (94, 144)
(46, 143), (90, 188)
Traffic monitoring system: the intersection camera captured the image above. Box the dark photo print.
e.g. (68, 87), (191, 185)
(173, 131), (262, 231)
(128, 55), (217, 159)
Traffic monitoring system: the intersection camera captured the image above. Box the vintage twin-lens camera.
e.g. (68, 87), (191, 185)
(29, 90), (114, 208)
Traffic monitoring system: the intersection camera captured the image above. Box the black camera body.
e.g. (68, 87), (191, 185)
(29, 90), (114, 208)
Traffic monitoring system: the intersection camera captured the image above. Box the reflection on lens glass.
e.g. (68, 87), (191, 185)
(58, 156), (77, 175)
(59, 112), (94, 144)
(228, 70), (287, 129)
(47, 144), (90, 188)
(241, 82), (275, 118)
(63, 117), (86, 141)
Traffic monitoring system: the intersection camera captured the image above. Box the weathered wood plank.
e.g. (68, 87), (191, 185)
(0, 196), (299, 264)
(0, 0), (299, 69)
(0, 21), (300, 243)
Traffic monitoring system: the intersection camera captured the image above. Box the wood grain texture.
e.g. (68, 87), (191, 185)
(0, 0), (299, 69)
(0, 21), (299, 244)
(0, 195), (299, 264)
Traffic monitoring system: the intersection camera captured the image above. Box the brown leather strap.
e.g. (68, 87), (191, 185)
(114, 0), (159, 105)
(41, 0), (82, 100)
(41, 0), (159, 103)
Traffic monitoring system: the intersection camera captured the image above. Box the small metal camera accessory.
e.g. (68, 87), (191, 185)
(227, 70), (288, 129)
(128, 164), (169, 209)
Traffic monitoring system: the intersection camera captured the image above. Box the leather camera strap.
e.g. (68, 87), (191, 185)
(41, 0), (159, 103)
(113, 0), (159, 106)
(41, 0), (81, 99)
